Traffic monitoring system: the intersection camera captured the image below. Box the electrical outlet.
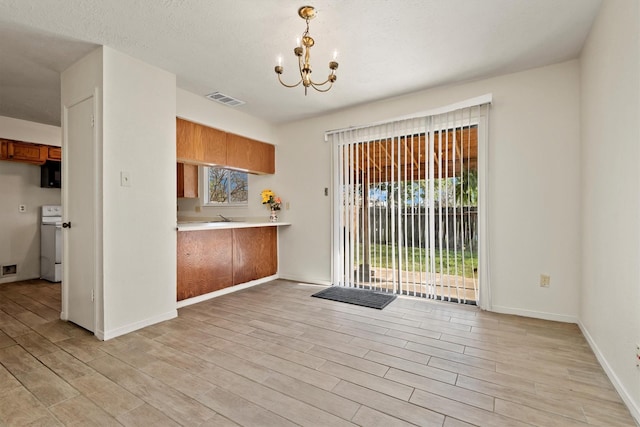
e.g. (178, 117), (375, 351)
(636, 344), (640, 367)
(195, 205), (201, 213)
(540, 274), (550, 287)
(285, 202), (290, 210)
(18, 205), (26, 213)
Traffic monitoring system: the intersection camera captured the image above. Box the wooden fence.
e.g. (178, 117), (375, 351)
(360, 207), (478, 251)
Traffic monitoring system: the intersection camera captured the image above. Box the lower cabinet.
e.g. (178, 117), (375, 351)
(232, 227), (277, 285)
(177, 229), (233, 301)
(177, 226), (277, 301)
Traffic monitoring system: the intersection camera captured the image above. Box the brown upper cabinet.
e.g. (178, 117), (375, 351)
(176, 118), (226, 166)
(47, 146), (62, 161)
(0, 138), (54, 165)
(226, 133), (275, 175)
(176, 118), (275, 174)
(177, 162), (198, 198)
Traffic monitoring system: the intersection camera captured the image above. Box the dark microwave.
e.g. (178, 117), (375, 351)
(41, 160), (61, 188)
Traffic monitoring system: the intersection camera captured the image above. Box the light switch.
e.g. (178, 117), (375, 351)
(120, 171), (131, 187)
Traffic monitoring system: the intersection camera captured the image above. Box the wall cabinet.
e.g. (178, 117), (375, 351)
(0, 139), (48, 165)
(176, 117), (275, 174)
(176, 118), (226, 165)
(47, 146), (62, 161)
(226, 133), (275, 174)
(177, 162), (198, 198)
(177, 226), (278, 301)
(0, 139), (61, 165)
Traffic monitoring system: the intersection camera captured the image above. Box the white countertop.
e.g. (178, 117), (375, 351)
(177, 219), (291, 231)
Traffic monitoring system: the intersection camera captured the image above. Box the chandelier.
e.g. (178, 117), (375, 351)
(274, 6), (338, 95)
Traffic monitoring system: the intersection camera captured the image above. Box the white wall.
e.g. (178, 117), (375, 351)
(580, 0), (640, 420)
(176, 89), (280, 221)
(0, 116), (62, 283)
(275, 60), (582, 322)
(0, 116), (61, 146)
(101, 47), (177, 338)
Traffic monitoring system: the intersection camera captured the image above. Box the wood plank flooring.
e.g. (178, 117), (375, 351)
(0, 279), (636, 426)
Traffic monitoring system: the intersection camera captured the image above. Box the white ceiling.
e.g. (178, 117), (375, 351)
(0, 0), (602, 127)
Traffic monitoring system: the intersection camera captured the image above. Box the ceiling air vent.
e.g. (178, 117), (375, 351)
(205, 92), (245, 107)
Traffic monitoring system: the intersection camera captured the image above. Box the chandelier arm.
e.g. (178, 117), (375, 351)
(277, 74), (303, 88)
(310, 82), (334, 93)
(309, 75), (332, 87)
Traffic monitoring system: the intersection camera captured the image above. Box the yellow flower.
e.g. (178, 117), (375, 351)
(261, 189), (281, 209)
(261, 189), (275, 204)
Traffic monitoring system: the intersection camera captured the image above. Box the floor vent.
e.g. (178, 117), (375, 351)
(1, 264), (17, 276)
(205, 92), (245, 107)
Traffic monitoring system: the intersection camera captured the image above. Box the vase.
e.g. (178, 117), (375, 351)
(269, 209), (278, 222)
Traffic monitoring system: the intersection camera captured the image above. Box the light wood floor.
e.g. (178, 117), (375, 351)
(0, 279), (636, 426)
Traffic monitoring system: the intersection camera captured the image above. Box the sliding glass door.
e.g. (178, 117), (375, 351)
(331, 102), (490, 305)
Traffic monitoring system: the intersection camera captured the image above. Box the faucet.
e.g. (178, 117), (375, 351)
(218, 214), (232, 222)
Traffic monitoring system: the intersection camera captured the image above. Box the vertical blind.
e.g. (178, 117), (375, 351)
(329, 97), (491, 308)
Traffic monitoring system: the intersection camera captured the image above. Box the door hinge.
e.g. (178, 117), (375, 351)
(90, 115), (95, 128)
(91, 289), (95, 302)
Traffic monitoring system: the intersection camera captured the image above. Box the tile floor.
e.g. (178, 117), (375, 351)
(0, 279), (637, 426)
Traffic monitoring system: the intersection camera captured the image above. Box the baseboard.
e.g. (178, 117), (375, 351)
(277, 273), (332, 287)
(176, 275), (278, 309)
(101, 309), (178, 341)
(491, 305), (578, 324)
(578, 321), (640, 426)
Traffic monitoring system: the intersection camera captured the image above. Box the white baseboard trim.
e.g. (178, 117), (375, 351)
(491, 305), (578, 324)
(277, 274), (332, 287)
(176, 275), (278, 309)
(101, 309), (178, 341)
(578, 321), (640, 426)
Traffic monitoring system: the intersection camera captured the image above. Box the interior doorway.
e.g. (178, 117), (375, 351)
(61, 95), (96, 332)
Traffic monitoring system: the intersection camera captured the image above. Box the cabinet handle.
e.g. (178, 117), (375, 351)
(62, 222), (71, 229)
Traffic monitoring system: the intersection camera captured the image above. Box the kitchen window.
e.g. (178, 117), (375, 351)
(203, 167), (248, 206)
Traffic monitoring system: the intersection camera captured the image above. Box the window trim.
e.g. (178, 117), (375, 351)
(201, 166), (249, 207)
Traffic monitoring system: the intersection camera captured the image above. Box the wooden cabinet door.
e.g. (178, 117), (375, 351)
(232, 227), (277, 285)
(177, 163), (198, 198)
(176, 118), (226, 165)
(177, 229), (233, 301)
(226, 133), (275, 174)
(47, 146), (62, 161)
(0, 139), (47, 164)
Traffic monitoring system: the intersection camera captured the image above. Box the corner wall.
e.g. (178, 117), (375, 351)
(275, 60), (582, 322)
(101, 47), (177, 338)
(579, 0), (640, 420)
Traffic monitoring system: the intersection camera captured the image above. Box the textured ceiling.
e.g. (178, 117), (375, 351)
(0, 0), (602, 127)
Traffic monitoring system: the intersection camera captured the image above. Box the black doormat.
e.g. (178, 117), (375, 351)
(311, 286), (397, 310)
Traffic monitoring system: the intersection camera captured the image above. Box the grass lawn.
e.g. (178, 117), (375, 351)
(356, 243), (478, 278)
